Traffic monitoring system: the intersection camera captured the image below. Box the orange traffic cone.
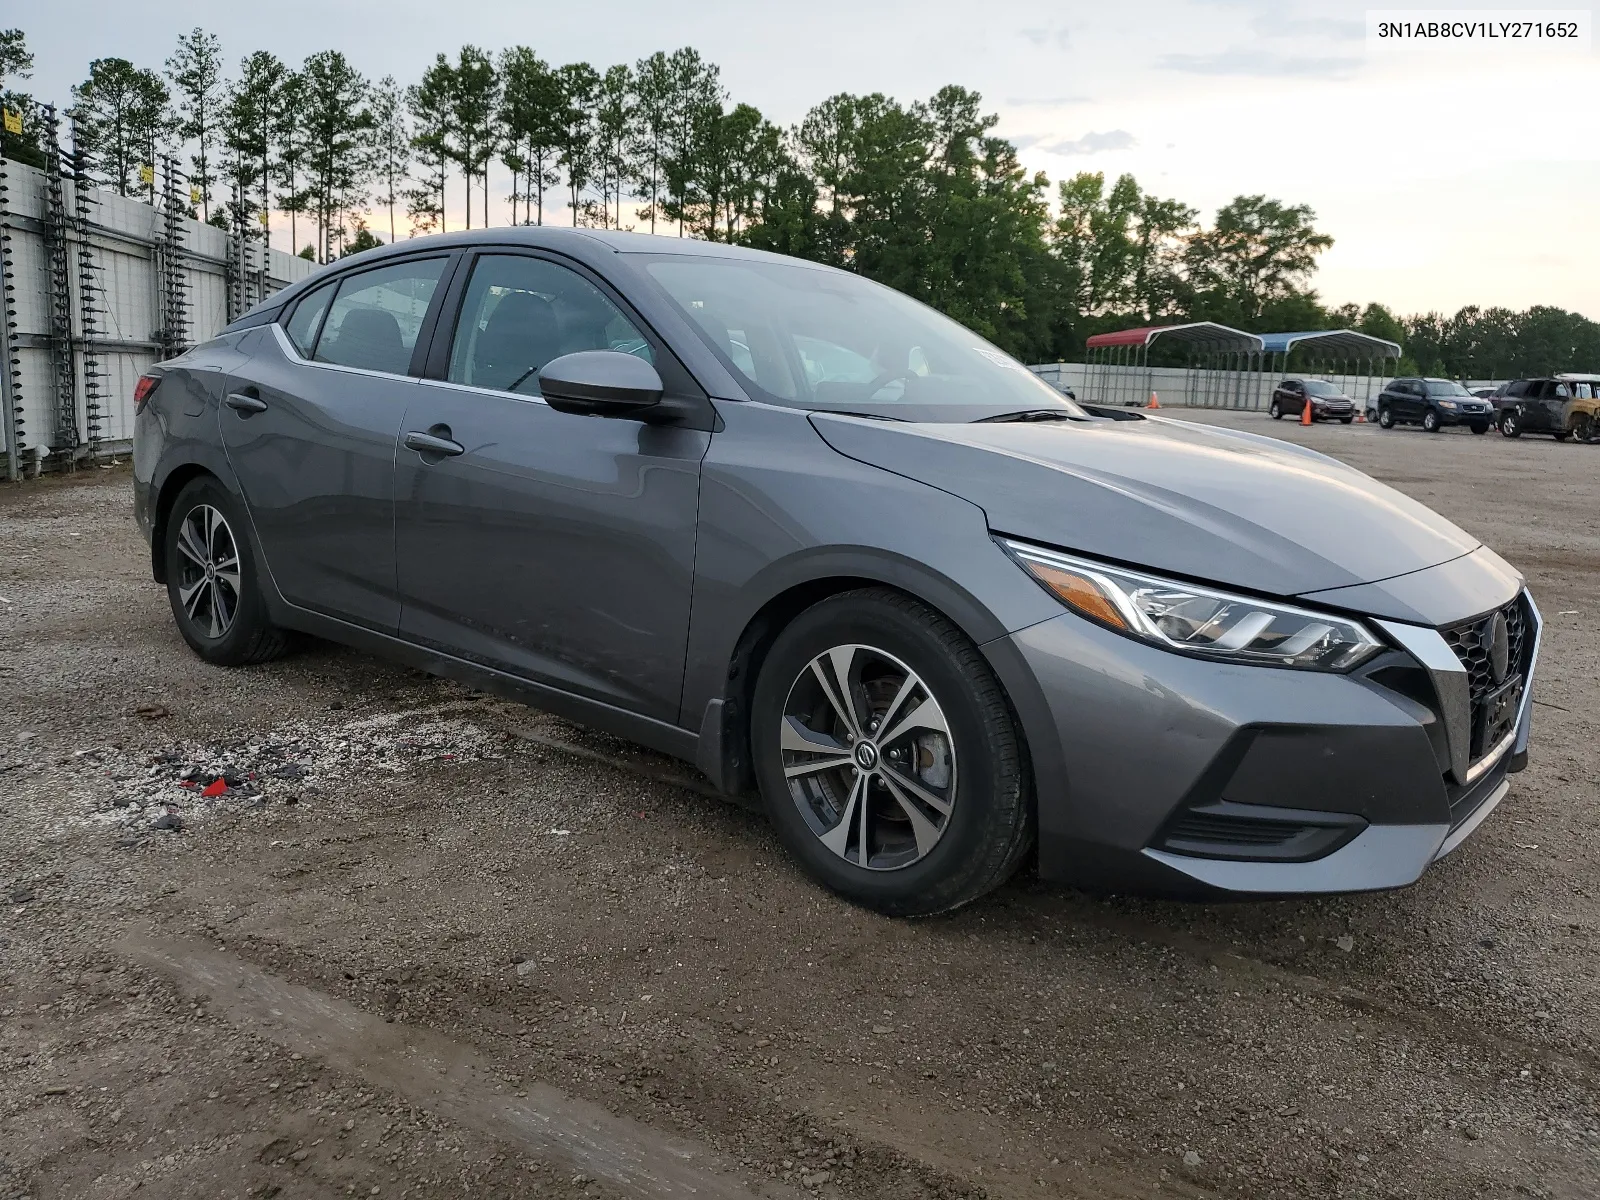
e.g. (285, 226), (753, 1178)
(1300, 397), (1313, 426)
(1355, 409), (1367, 423)
(1147, 391), (1161, 409)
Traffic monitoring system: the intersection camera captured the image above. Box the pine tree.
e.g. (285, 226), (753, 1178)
(298, 51), (372, 262)
(70, 58), (171, 196)
(165, 28), (226, 220)
(369, 76), (409, 242)
(554, 62), (599, 227)
(221, 51), (286, 244)
(629, 51), (674, 234)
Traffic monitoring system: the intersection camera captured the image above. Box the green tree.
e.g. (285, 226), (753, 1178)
(272, 71), (310, 256)
(0, 27), (44, 168)
(166, 28), (226, 220)
(220, 51), (286, 243)
(661, 48), (722, 237)
(629, 51), (675, 233)
(1184, 195), (1333, 320)
(368, 75), (409, 242)
(406, 69), (450, 234)
(70, 58), (171, 197)
(498, 47), (563, 226)
(445, 46), (500, 229)
(553, 61), (599, 226)
(590, 63), (633, 228)
(298, 50), (372, 262)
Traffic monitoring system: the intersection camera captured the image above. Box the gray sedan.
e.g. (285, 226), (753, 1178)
(132, 229), (1540, 914)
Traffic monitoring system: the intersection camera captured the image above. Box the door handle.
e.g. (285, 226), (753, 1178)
(225, 392), (268, 414)
(404, 429), (465, 457)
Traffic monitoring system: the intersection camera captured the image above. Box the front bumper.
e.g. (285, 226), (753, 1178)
(987, 588), (1540, 897)
(1437, 405), (1494, 424)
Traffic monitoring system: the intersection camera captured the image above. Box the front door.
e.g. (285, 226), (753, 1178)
(220, 255), (452, 631)
(393, 251), (709, 724)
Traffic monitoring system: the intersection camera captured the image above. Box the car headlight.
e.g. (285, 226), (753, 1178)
(1439, 400), (1457, 408)
(1001, 540), (1382, 672)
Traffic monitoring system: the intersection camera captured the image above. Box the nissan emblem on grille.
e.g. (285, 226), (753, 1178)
(1487, 611), (1510, 685)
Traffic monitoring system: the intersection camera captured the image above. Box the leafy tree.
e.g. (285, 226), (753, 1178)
(298, 50), (373, 262)
(71, 58), (171, 196)
(1184, 195), (1333, 320)
(166, 28), (226, 220)
(368, 75), (409, 242)
(590, 63), (633, 228)
(220, 50), (286, 243)
(406, 69), (450, 234)
(498, 47), (563, 226)
(553, 61), (599, 226)
(340, 222), (383, 256)
(444, 46), (499, 229)
(1, 27), (44, 168)
(661, 48), (721, 237)
(630, 51), (675, 233)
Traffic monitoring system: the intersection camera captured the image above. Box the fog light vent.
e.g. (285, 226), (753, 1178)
(1154, 802), (1366, 863)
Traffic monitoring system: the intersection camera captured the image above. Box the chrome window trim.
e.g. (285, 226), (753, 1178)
(267, 322), (423, 384)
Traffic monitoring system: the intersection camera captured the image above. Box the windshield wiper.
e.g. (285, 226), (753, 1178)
(974, 409), (1081, 424)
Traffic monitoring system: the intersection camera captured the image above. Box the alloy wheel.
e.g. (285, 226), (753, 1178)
(779, 643), (957, 871)
(174, 504), (242, 639)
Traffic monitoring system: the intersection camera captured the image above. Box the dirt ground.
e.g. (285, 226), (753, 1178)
(2, 411), (1597, 1200)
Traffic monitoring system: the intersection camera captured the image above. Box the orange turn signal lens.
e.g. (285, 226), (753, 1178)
(1027, 562), (1128, 630)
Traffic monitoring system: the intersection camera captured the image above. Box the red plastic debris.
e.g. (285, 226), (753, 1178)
(201, 778), (228, 798)
(179, 780), (197, 789)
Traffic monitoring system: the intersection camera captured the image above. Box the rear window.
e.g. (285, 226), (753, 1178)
(313, 258), (447, 375)
(283, 281), (334, 357)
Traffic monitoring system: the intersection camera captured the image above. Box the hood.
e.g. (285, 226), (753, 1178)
(810, 412), (1480, 598)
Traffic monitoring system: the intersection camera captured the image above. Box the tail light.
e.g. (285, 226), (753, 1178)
(133, 374), (160, 414)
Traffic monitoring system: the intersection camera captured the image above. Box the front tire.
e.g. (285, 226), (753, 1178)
(163, 476), (289, 666)
(1470, 422), (1489, 435)
(1339, 416), (1354, 425)
(750, 588), (1032, 916)
(1378, 406), (1395, 429)
(1268, 400), (1283, 419)
(1500, 412), (1521, 438)
(1422, 409), (1441, 433)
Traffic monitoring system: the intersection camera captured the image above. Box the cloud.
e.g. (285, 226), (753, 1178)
(1019, 26), (1072, 51)
(1159, 48), (1362, 79)
(1005, 95), (1093, 108)
(1030, 129), (1138, 156)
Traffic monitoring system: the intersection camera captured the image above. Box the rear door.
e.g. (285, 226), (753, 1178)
(392, 249), (712, 723)
(220, 254), (454, 631)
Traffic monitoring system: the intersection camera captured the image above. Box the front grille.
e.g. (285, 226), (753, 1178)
(1440, 594), (1531, 764)
(1441, 596), (1529, 707)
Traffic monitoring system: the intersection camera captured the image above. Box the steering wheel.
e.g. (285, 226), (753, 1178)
(862, 369), (915, 400)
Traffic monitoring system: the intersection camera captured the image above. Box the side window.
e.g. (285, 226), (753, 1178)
(314, 258), (447, 374)
(283, 281), (335, 358)
(447, 254), (653, 396)
(1506, 381), (1529, 398)
(1552, 382), (1571, 398)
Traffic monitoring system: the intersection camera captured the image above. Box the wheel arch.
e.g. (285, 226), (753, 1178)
(691, 559), (1032, 799)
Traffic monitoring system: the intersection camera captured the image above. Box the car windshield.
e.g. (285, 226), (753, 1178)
(1303, 381), (1342, 396)
(1425, 380), (1471, 396)
(639, 254), (1086, 423)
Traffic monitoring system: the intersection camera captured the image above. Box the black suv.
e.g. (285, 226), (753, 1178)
(1375, 378), (1494, 433)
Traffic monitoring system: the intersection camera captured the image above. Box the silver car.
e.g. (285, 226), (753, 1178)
(133, 230), (1540, 914)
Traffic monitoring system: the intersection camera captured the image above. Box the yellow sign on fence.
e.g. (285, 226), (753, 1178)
(139, 164), (155, 187)
(2, 109), (22, 136)
(258, 211), (270, 227)
(190, 186), (202, 206)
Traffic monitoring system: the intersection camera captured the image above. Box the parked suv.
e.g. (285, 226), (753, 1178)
(1497, 376), (1600, 442)
(1268, 378), (1355, 423)
(1375, 378), (1494, 433)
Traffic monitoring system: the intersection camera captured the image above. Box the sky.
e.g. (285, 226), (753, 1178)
(15, 0), (1600, 320)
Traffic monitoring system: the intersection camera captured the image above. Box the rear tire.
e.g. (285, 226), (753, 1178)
(1554, 430), (1570, 443)
(750, 588), (1033, 917)
(163, 476), (289, 667)
(1422, 409), (1441, 433)
(1339, 416), (1354, 425)
(1470, 422), (1489, 435)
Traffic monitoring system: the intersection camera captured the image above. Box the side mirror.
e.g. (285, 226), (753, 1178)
(538, 350), (664, 419)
